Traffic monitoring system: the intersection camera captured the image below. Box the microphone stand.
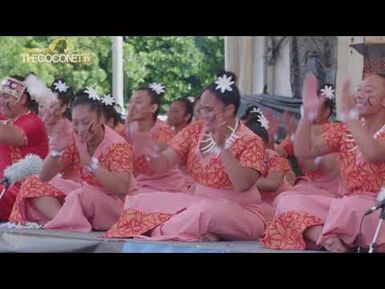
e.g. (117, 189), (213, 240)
(369, 208), (385, 253)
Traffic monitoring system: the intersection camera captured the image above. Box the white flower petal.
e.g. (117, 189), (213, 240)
(101, 94), (115, 106)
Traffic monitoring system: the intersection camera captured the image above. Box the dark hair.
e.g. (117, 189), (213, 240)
(135, 85), (165, 121)
(241, 105), (261, 121)
(71, 89), (103, 118)
(173, 97), (194, 124)
(50, 78), (74, 120)
(318, 83), (335, 118)
(204, 70), (241, 116)
(101, 100), (124, 127)
(245, 115), (269, 145)
(10, 74), (38, 114)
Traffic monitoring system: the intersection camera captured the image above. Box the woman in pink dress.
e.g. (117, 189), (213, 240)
(262, 73), (385, 252)
(244, 113), (293, 205)
(9, 91), (134, 232)
(124, 83), (186, 194)
(167, 97), (196, 191)
(0, 75), (49, 221)
(105, 71), (272, 241)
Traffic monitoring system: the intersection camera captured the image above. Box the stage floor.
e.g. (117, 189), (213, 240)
(0, 227), (323, 253)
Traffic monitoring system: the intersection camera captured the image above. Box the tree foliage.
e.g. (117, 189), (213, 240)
(0, 36), (224, 110)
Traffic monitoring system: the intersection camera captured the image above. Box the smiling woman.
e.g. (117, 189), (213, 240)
(105, 71), (273, 242)
(9, 90), (135, 232)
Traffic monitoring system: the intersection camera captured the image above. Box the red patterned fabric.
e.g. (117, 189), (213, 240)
(260, 210), (324, 250)
(280, 135), (294, 157)
(0, 112), (48, 220)
(265, 149), (291, 175)
(130, 121), (176, 176)
(59, 142), (133, 187)
(9, 128), (133, 225)
(323, 122), (385, 193)
(168, 121), (267, 188)
(104, 209), (172, 238)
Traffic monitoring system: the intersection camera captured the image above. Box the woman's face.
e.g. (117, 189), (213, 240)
(353, 75), (385, 117)
(128, 90), (157, 121)
(72, 104), (103, 143)
(38, 97), (65, 126)
(197, 90), (234, 129)
(0, 92), (24, 119)
(167, 101), (189, 127)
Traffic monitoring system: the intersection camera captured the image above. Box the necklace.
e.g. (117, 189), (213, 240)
(199, 119), (240, 155)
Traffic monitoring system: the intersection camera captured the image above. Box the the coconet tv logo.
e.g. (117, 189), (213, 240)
(21, 38), (93, 64)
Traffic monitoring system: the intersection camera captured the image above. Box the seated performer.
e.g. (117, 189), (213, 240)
(0, 75), (48, 221)
(245, 113), (293, 205)
(105, 71), (273, 242)
(124, 83), (186, 194)
(262, 73), (385, 252)
(9, 90), (134, 232)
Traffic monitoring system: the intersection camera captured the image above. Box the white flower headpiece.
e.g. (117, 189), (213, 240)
(53, 80), (69, 93)
(250, 106), (262, 114)
(101, 94), (115, 106)
(149, 83), (165, 95)
(257, 113), (270, 130)
(84, 87), (100, 101)
(320, 85), (335, 100)
(215, 74), (235, 93)
(186, 96), (195, 103)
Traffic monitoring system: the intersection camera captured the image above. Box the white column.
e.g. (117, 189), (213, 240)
(252, 36), (267, 94)
(335, 36), (364, 117)
(112, 36), (124, 108)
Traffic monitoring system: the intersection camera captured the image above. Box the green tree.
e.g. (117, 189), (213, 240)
(0, 36), (224, 111)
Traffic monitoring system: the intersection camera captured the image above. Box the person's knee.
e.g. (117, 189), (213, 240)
(333, 196), (367, 214)
(190, 200), (226, 217)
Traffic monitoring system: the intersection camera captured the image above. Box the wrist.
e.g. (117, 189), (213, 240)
(86, 157), (100, 173)
(50, 150), (63, 158)
(340, 109), (359, 122)
(301, 105), (316, 122)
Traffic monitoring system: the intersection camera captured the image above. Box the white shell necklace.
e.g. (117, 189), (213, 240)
(199, 118), (240, 155)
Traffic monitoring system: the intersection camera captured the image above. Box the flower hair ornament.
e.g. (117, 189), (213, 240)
(186, 96), (195, 103)
(257, 112), (270, 130)
(0, 77), (27, 101)
(320, 85), (335, 100)
(101, 94), (115, 106)
(250, 106), (262, 114)
(53, 80), (69, 93)
(149, 83), (165, 95)
(84, 87), (100, 101)
(215, 74), (235, 93)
